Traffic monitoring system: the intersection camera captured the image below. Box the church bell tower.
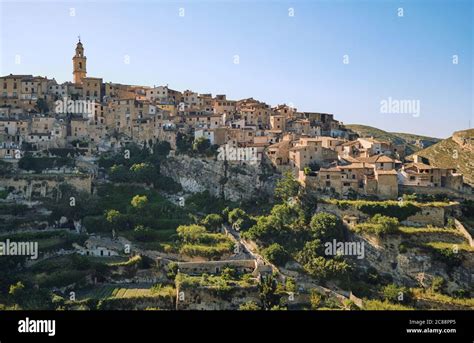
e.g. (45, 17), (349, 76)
(73, 37), (87, 84)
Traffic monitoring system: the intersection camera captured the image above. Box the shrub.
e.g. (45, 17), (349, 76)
(398, 243), (408, 254)
(334, 200), (421, 221)
(131, 195), (148, 209)
(382, 284), (412, 304)
(274, 171), (301, 203)
(261, 243), (289, 266)
(201, 214), (224, 231)
(310, 212), (344, 241)
(239, 301), (260, 310)
(177, 225), (207, 243)
(354, 215), (399, 236)
(431, 276), (446, 293)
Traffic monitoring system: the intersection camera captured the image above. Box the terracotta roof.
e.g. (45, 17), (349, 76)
(357, 154), (395, 163)
(376, 170), (398, 175)
(339, 162), (371, 169)
(341, 140), (360, 147)
(320, 167), (341, 172)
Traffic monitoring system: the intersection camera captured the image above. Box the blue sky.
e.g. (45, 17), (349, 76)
(0, 0), (472, 138)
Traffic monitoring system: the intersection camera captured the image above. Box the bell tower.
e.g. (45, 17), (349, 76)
(73, 36), (87, 84)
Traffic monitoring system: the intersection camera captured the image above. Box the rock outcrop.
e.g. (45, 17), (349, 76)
(161, 155), (277, 201)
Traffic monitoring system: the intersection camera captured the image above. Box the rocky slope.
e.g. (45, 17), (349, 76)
(345, 124), (440, 155)
(408, 129), (474, 186)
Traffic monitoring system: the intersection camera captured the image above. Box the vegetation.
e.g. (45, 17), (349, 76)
(176, 225), (234, 259)
(201, 213), (224, 232)
(274, 171), (301, 203)
(261, 243), (289, 266)
(99, 142), (181, 192)
(345, 124), (439, 155)
(175, 271), (255, 291)
(412, 129), (474, 186)
(328, 199), (424, 221)
(353, 214), (400, 236)
(19, 154), (75, 173)
(363, 299), (414, 310)
(381, 283), (413, 304)
(239, 301), (260, 310)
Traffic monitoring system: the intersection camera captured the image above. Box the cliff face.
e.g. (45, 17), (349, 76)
(161, 155), (277, 201)
(347, 231), (472, 295)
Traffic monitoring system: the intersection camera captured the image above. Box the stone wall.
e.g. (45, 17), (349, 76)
(176, 259), (257, 276)
(454, 218), (474, 247)
(402, 207), (445, 227)
(176, 285), (260, 310)
(161, 155), (277, 201)
(399, 184), (474, 201)
(317, 202), (447, 227)
(97, 295), (174, 310)
(0, 173), (92, 199)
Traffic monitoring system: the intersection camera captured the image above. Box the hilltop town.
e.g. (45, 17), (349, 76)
(0, 40), (473, 311)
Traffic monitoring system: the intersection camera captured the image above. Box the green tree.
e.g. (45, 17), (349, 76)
(274, 171), (301, 203)
(285, 277), (297, 293)
(176, 225), (207, 243)
(310, 289), (323, 309)
(261, 243), (289, 266)
(109, 164), (132, 182)
(153, 141), (171, 157)
(228, 208), (255, 231)
(130, 163), (157, 185)
(9, 281), (25, 301)
(193, 137), (211, 154)
(303, 255), (350, 281)
(370, 214), (399, 234)
(309, 212), (344, 241)
(201, 213), (223, 231)
(131, 195), (148, 209)
(259, 275), (280, 310)
(382, 284), (412, 304)
(104, 209), (128, 231)
(105, 209), (121, 224)
(296, 239), (323, 265)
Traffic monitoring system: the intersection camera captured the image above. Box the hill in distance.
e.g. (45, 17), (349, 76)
(345, 124), (441, 155)
(408, 128), (474, 186)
